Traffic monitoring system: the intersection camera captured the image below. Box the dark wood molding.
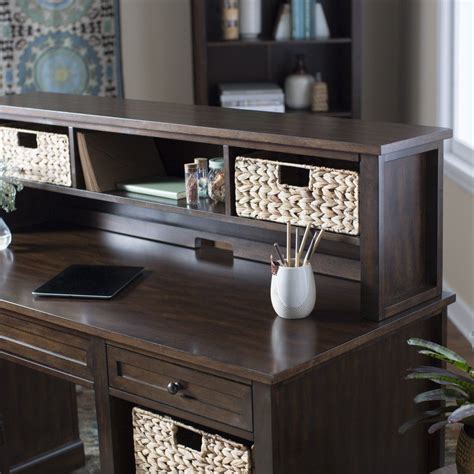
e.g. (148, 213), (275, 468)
(0, 93), (451, 155)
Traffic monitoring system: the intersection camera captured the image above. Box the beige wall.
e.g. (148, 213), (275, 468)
(119, 0), (194, 103)
(444, 177), (474, 310)
(362, 0), (473, 322)
(361, 0), (403, 122)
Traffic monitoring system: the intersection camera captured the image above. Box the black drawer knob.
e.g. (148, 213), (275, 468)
(167, 381), (184, 395)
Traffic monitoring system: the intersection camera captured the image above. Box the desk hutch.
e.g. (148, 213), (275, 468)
(0, 93), (453, 473)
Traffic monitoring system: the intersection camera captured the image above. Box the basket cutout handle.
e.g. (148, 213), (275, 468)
(17, 131), (38, 149)
(277, 163), (311, 189)
(172, 422), (205, 456)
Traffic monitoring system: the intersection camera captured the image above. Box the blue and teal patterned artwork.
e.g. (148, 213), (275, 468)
(0, 0), (122, 96)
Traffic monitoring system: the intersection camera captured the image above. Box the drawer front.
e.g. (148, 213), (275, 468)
(107, 345), (253, 432)
(0, 311), (92, 382)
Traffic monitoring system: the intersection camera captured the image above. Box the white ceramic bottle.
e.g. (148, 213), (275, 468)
(284, 54), (315, 110)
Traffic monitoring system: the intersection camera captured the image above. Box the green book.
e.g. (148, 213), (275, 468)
(117, 177), (186, 200)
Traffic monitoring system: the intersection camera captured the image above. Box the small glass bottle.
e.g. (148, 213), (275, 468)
(208, 158), (225, 203)
(194, 157), (209, 198)
(311, 72), (329, 112)
(184, 163), (199, 206)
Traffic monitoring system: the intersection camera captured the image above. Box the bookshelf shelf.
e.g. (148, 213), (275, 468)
(191, 0), (361, 116)
(207, 38), (352, 47)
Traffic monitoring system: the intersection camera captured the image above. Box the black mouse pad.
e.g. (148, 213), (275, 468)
(33, 264), (145, 299)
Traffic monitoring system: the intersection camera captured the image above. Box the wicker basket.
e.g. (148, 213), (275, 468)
(235, 156), (359, 235)
(0, 126), (71, 186)
(133, 407), (252, 473)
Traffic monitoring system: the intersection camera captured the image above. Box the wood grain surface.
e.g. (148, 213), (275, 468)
(0, 228), (454, 384)
(0, 93), (451, 154)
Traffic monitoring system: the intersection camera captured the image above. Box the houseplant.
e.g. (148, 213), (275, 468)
(0, 162), (23, 250)
(400, 338), (474, 474)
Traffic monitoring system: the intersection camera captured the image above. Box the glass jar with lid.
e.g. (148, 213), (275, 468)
(184, 162), (199, 206)
(194, 157), (209, 198)
(208, 158), (225, 203)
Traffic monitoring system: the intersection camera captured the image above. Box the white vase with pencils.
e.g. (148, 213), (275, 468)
(270, 223), (323, 320)
(271, 262), (316, 319)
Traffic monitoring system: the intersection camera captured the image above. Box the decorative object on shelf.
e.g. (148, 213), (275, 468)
(311, 72), (329, 112)
(314, 1), (330, 39)
(273, 3), (291, 40)
(400, 338), (474, 474)
(270, 223), (321, 319)
(235, 156), (359, 235)
(240, 0), (261, 39)
(133, 407), (252, 472)
(219, 82), (285, 112)
(0, 127), (71, 187)
(184, 163), (199, 206)
(222, 0), (240, 41)
(194, 157), (209, 198)
(0, 0), (122, 97)
(208, 158), (225, 203)
(284, 54), (315, 110)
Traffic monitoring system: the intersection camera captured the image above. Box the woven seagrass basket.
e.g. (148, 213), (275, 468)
(235, 156), (359, 235)
(0, 127), (71, 186)
(133, 407), (252, 473)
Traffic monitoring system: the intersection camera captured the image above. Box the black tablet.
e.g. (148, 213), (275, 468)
(32, 265), (144, 299)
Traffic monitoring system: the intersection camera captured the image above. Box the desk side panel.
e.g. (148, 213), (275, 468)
(268, 312), (445, 474)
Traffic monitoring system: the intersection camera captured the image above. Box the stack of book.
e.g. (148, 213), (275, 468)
(290, 0), (329, 40)
(219, 83), (285, 113)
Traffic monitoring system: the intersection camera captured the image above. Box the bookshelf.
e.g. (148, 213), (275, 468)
(191, 0), (361, 117)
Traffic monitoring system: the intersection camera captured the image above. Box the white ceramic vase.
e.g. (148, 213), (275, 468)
(271, 263), (316, 319)
(240, 0), (261, 39)
(285, 55), (315, 109)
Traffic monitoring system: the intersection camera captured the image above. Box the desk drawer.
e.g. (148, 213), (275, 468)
(107, 345), (253, 432)
(0, 311), (92, 382)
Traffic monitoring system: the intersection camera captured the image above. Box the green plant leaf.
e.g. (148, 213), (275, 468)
(414, 387), (468, 404)
(399, 407), (452, 434)
(408, 338), (472, 373)
(428, 420), (448, 434)
(418, 349), (473, 374)
(406, 371), (474, 396)
(448, 404), (474, 424)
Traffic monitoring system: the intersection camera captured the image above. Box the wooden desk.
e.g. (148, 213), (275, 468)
(0, 228), (454, 473)
(0, 93), (454, 473)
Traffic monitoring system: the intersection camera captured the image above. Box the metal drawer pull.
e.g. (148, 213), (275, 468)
(167, 381), (184, 395)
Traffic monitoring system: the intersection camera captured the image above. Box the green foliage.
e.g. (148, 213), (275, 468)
(401, 338), (474, 435)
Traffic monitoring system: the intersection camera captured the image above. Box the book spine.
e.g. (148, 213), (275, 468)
(312, 0), (317, 37)
(291, 0), (304, 40)
(304, 0), (311, 39)
(311, 0), (316, 38)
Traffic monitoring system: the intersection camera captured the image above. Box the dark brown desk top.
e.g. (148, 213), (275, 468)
(0, 228), (454, 384)
(0, 93), (451, 155)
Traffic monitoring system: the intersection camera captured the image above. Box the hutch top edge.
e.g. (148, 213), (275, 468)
(0, 93), (452, 155)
